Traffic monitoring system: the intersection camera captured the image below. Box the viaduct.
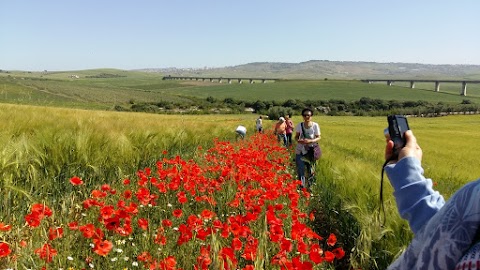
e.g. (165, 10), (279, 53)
(162, 76), (277, 84)
(362, 79), (480, 96)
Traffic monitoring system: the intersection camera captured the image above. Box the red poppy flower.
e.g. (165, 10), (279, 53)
(68, 221), (79, 230)
(79, 223), (96, 238)
(197, 245), (212, 269)
(137, 251), (152, 262)
(177, 192), (188, 204)
(327, 233), (337, 247)
(92, 239), (113, 257)
(308, 243), (324, 264)
(123, 190), (132, 199)
(296, 239), (308, 254)
(31, 203), (53, 217)
(159, 256), (177, 270)
(91, 189), (107, 198)
(173, 209), (183, 218)
(69, 176), (83, 186)
(324, 250), (335, 263)
(35, 243), (57, 263)
(20, 240), (27, 248)
(25, 212), (41, 228)
(332, 247), (345, 259)
(200, 209), (216, 220)
(231, 237), (242, 251)
(0, 222), (11, 231)
(0, 242), (11, 258)
(48, 227), (64, 241)
(280, 238), (293, 252)
(162, 219), (173, 227)
(138, 218), (149, 230)
(292, 256), (313, 269)
(177, 224), (193, 245)
(101, 184), (111, 191)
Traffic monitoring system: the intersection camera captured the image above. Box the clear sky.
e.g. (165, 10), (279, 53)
(1, 0), (479, 71)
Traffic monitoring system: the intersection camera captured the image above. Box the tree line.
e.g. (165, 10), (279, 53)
(115, 96), (479, 119)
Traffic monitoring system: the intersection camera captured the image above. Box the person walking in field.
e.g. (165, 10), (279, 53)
(384, 130), (480, 269)
(295, 108), (321, 188)
(285, 114), (294, 147)
(256, 116), (263, 133)
(274, 117), (287, 146)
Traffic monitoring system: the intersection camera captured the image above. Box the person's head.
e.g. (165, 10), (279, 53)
(285, 114), (290, 119)
(259, 116), (262, 119)
(301, 108), (314, 121)
(279, 117), (285, 122)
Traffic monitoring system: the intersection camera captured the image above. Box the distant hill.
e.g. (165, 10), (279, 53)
(138, 60), (480, 80)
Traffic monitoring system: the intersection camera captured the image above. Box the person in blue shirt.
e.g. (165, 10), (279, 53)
(384, 130), (480, 269)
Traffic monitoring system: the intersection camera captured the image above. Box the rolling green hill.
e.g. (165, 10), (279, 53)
(1, 68), (479, 112)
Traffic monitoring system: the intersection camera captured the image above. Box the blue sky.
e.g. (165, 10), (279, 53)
(1, 0), (479, 71)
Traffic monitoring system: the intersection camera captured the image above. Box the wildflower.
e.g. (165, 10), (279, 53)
(35, 243), (57, 263)
(324, 250), (335, 263)
(200, 209), (216, 220)
(48, 226), (64, 241)
(162, 219), (173, 227)
(327, 233), (337, 246)
(20, 240), (28, 248)
(332, 247), (346, 259)
(172, 209), (183, 218)
(0, 242), (12, 257)
(79, 223), (97, 238)
(138, 218), (148, 230)
(0, 222), (12, 231)
(92, 239), (113, 257)
(68, 221), (79, 230)
(69, 176), (84, 186)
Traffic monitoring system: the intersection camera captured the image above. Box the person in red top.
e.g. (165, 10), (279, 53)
(285, 114), (294, 147)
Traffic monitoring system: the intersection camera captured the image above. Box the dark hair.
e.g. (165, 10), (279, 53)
(301, 108), (314, 116)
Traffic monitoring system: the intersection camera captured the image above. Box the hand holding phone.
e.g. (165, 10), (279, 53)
(387, 115), (410, 160)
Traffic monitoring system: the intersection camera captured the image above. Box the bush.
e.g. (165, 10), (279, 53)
(266, 106), (295, 120)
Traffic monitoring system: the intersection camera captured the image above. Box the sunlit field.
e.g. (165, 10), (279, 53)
(1, 103), (479, 269)
(2, 70), (480, 111)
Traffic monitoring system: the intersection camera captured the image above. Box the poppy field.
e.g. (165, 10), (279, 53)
(0, 104), (347, 269)
(0, 133), (345, 269)
(1, 103), (480, 270)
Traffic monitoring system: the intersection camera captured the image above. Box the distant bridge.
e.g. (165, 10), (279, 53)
(162, 76), (277, 84)
(362, 79), (480, 96)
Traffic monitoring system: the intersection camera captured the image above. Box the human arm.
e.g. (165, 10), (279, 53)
(384, 131), (445, 235)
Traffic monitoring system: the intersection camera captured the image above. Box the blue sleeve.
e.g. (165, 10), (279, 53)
(385, 157), (445, 235)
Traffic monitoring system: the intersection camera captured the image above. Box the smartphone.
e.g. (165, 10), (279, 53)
(387, 115), (410, 158)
